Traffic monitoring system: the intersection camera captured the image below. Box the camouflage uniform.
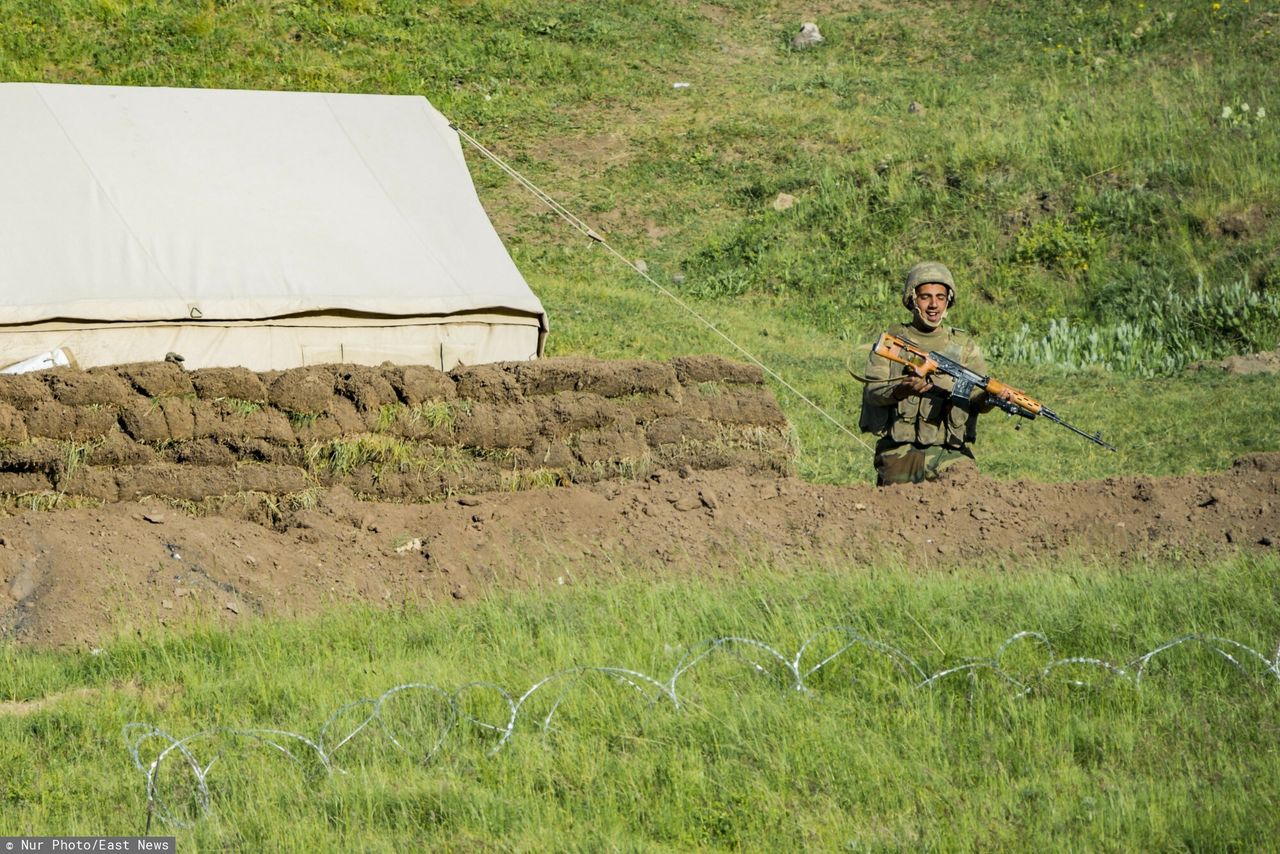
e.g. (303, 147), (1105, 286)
(860, 263), (991, 485)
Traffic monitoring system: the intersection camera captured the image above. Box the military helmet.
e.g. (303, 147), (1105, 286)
(902, 261), (956, 309)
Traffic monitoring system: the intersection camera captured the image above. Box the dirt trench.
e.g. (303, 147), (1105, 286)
(0, 357), (1276, 649)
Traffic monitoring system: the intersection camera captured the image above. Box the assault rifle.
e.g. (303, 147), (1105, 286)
(872, 331), (1116, 451)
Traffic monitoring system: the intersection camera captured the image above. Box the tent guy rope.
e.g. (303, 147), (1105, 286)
(450, 122), (875, 454)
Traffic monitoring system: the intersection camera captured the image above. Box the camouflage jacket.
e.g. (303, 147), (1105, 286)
(859, 322), (989, 448)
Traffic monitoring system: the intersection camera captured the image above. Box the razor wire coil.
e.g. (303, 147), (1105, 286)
(123, 627), (1280, 829)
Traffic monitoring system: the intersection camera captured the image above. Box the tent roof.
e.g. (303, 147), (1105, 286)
(0, 83), (545, 329)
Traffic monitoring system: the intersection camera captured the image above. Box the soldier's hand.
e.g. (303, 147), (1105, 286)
(893, 375), (934, 400)
(993, 387), (1015, 403)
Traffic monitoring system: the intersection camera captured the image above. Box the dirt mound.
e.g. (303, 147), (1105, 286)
(0, 357), (1277, 648)
(0, 450), (1275, 649)
(1189, 348), (1280, 375)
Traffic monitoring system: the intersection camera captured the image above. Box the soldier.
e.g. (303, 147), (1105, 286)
(859, 261), (1010, 485)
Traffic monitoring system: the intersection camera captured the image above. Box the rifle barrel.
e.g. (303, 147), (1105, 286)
(1041, 408), (1117, 452)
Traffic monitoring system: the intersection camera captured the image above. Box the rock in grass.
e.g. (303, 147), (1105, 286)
(791, 22), (823, 49)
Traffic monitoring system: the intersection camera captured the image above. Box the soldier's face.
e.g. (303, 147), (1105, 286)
(912, 283), (950, 329)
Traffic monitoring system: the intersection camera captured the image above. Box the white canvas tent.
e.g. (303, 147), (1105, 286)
(0, 83), (547, 371)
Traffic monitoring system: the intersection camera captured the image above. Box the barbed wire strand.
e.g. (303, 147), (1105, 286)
(124, 627), (1280, 829)
(449, 123), (875, 454)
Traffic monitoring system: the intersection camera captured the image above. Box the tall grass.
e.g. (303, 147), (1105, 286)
(3, 553), (1279, 848)
(990, 276), (1280, 375)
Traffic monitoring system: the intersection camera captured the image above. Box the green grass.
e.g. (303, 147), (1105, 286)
(3, 1), (1276, 356)
(373, 400), (456, 435)
(218, 397), (262, 417)
(3, 553), (1279, 849)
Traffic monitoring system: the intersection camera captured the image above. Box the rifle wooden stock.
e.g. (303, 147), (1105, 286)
(871, 331), (1116, 451)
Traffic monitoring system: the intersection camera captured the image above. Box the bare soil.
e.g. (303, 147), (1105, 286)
(0, 358), (1277, 649)
(1190, 348), (1280, 375)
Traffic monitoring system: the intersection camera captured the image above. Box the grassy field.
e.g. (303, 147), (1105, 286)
(3, 554), (1280, 849)
(3, 0), (1280, 848)
(2, 1), (1277, 350)
(1, 0), (1276, 484)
